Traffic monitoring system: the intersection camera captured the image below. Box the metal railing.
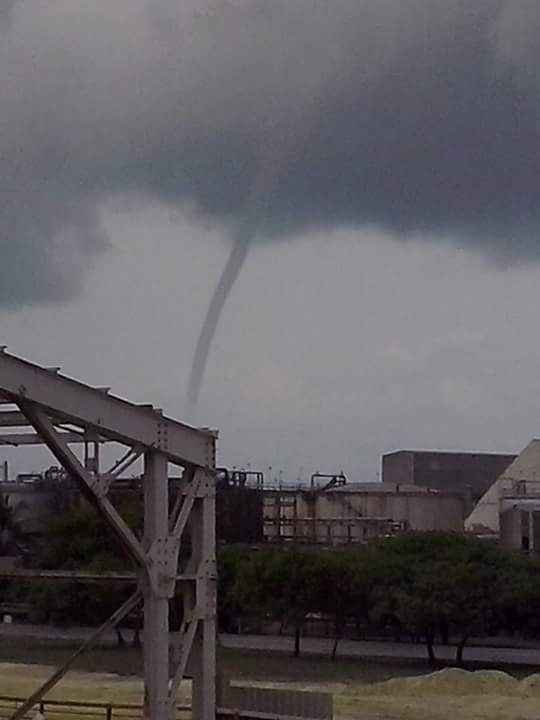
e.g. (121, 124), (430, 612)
(0, 696), (190, 720)
(500, 478), (540, 498)
(0, 696), (324, 720)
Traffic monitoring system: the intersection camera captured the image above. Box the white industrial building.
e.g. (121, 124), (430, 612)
(466, 439), (540, 550)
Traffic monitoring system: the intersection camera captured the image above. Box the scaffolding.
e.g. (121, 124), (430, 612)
(0, 348), (217, 720)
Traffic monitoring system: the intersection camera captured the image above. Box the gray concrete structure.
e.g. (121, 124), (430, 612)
(467, 439), (540, 551)
(264, 482), (464, 544)
(382, 449), (516, 513)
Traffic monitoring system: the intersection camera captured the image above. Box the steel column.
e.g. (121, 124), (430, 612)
(190, 470), (217, 720)
(143, 452), (172, 720)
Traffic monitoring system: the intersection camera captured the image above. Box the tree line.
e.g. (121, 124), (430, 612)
(219, 532), (540, 663)
(3, 505), (540, 664)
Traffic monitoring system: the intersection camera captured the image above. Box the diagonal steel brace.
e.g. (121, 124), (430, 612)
(18, 402), (147, 568)
(168, 609), (201, 707)
(10, 590), (142, 720)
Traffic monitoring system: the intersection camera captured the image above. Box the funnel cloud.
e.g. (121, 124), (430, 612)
(186, 236), (250, 421)
(186, 59), (325, 419)
(1, 0), (540, 310)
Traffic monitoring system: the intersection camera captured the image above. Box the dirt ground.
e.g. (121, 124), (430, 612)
(273, 668), (540, 720)
(1, 636), (540, 720)
(3, 661), (540, 720)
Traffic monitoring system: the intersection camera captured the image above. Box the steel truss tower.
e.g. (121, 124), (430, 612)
(0, 348), (217, 720)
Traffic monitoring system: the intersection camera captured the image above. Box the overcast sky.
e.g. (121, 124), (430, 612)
(1, 1), (540, 480)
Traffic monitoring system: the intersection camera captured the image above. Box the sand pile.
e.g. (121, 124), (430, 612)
(517, 674), (540, 697)
(335, 670), (540, 720)
(361, 668), (521, 697)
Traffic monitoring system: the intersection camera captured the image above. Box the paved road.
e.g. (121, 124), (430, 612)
(1, 622), (540, 667)
(220, 633), (540, 666)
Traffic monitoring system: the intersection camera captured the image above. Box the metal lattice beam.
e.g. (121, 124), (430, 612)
(0, 431), (85, 446)
(18, 402), (148, 568)
(0, 412), (34, 427)
(0, 349), (215, 467)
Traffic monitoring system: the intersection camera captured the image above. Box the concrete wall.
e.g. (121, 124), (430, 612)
(500, 509), (540, 551)
(465, 479), (501, 533)
(220, 684), (333, 720)
(499, 508), (525, 549)
(264, 486), (464, 544)
(381, 452), (414, 486)
(320, 490), (463, 530)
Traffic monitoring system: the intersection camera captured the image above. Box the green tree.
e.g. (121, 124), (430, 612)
(218, 544), (252, 633)
(29, 508), (138, 642)
(313, 547), (382, 659)
(0, 494), (23, 552)
(314, 549), (354, 659)
(379, 532), (517, 664)
(232, 548), (319, 657)
(38, 508), (139, 570)
(391, 559), (441, 663)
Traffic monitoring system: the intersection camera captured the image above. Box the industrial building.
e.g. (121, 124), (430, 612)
(466, 439), (540, 550)
(263, 479), (464, 544)
(4, 447), (525, 551)
(1, 465), (465, 549)
(10, 441), (540, 554)
(0, 466), (265, 547)
(382, 449), (516, 513)
(5, 448), (526, 553)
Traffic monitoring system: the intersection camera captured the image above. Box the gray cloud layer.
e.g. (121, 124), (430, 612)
(1, 0), (540, 306)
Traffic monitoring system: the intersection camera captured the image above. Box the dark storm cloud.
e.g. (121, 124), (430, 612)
(0, 0), (16, 27)
(2, 0), (540, 305)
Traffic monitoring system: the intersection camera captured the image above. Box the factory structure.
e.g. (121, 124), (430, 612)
(3, 348), (540, 720)
(382, 449), (516, 514)
(466, 439), (540, 550)
(0, 350), (218, 720)
(261, 476), (464, 543)
(2, 443), (534, 550)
